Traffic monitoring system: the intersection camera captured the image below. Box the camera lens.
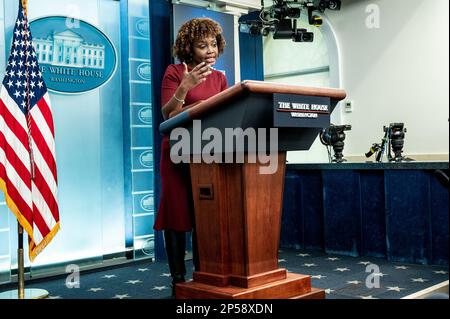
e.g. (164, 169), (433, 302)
(292, 29), (314, 42)
(328, 0), (341, 10)
(303, 32), (314, 42)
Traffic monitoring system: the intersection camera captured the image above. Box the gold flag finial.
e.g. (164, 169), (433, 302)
(21, 0), (28, 15)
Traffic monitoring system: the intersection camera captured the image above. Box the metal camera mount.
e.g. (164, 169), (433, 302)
(320, 124), (352, 163)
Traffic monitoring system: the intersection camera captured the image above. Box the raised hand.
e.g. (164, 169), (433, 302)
(181, 61), (212, 91)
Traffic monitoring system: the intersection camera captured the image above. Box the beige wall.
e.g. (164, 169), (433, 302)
(325, 0), (449, 160)
(262, 0), (449, 162)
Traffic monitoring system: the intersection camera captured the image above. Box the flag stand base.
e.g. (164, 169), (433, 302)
(0, 225), (49, 299)
(0, 289), (48, 299)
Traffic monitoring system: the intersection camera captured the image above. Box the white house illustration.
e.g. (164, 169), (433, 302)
(33, 30), (105, 69)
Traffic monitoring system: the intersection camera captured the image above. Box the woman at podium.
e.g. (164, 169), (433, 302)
(153, 17), (228, 296)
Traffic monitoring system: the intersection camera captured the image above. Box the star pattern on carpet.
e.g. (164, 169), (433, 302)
(395, 266), (409, 270)
(152, 286), (169, 291)
(359, 295), (378, 299)
(4, 249), (445, 300)
(411, 278), (428, 283)
(327, 257), (340, 261)
(386, 286), (405, 292)
(334, 267), (350, 272)
(88, 288), (104, 292)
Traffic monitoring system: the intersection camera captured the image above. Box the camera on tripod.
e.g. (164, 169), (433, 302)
(366, 123), (407, 162)
(320, 124), (352, 163)
(386, 123), (407, 162)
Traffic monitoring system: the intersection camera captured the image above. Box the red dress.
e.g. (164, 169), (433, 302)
(154, 64), (228, 231)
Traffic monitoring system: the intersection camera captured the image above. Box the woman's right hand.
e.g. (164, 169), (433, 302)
(181, 62), (212, 91)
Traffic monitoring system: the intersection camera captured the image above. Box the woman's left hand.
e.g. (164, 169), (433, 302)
(181, 62), (212, 91)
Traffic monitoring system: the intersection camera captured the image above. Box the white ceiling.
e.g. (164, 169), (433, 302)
(211, 0), (262, 10)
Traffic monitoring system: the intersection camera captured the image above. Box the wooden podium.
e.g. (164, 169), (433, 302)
(160, 81), (346, 299)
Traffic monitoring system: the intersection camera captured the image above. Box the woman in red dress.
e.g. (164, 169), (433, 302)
(154, 18), (228, 295)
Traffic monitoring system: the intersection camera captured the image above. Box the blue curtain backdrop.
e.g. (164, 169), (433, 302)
(149, 0), (172, 261)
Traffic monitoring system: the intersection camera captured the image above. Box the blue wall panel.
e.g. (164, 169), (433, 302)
(149, 0), (172, 261)
(359, 171), (386, 258)
(323, 170), (361, 257)
(300, 171), (324, 250)
(124, 0), (155, 260)
(282, 166), (448, 265)
(238, 11), (264, 81)
(129, 39), (151, 60)
(385, 170), (431, 264)
(281, 172), (303, 249)
(430, 171), (449, 265)
(120, 0), (134, 254)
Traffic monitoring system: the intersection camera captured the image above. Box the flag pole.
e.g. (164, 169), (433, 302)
(0, 0), (48, 300)
(18, 0), (28, 300)
(0, 222), (48, 299)
(17, 224), (25, 299)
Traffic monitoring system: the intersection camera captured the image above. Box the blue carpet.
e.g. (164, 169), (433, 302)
(0, 249), (448, 299)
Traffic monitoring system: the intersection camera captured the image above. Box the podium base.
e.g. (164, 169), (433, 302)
(0, 289), (49, 299)
(176, 273), (325, 299)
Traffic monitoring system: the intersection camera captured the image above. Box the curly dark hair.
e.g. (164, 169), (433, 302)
(173, 18), (226, 63)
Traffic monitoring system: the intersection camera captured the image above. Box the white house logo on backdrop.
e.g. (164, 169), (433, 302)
(135, 19), (150, 37)
(138, 106), (152, 124)
(141, 238), (154, 256)
(33, 31), (105, 69)
(137, 62), (151, 81)
(29, 16), (117, 94)
(139, 150), (153, 168)
(140, 194), (153, 212)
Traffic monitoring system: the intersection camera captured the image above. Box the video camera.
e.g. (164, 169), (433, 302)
(239, 0), (342, 43)
(366, 123), (408, 162)
(320, 124), (352, 163)
(314, 0), (342, 12)
(386, 123), (407, 162)
(272, 19), (314, 42)
(272, 0), (302, 20)
(239, 20), (269, 36)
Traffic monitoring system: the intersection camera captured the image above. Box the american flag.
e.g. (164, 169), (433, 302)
(0, 1), (59, 261)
